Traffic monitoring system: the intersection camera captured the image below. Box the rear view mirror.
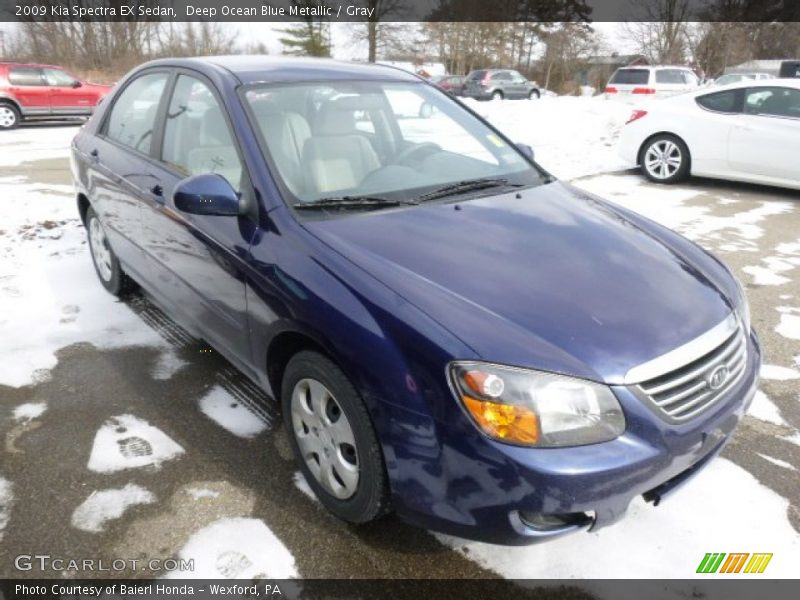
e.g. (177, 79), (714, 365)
(516, 143), (535, 162)
(173, 174), (241, 217)
(71, 80), (82, 88)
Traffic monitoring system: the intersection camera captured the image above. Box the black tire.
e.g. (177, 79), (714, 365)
(85, 206), (137, 296)
(282, 350), (390, 524)
(0, 102), (20, 130)
(528, 89), (541, 100)
(639, 134), (690, 184)
(491, 90), (504, 101)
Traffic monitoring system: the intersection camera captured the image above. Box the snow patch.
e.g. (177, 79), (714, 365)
(164, 517), (297, 579)
(187, 488), (220, 500)
(12, 402), (47, 422)
(293, 471), (319, 504)
(70, 484), (156, 533)
(775, 310), (800, 341)
(151, 349), (189, 381)
(748, 390), (786, 426)
(198, 386), (268, 439)
(743, 265), (790, 286)
(87, 415), (184, 473)
(438, 458), (798, 579)
(761, 364), (800, 381)
(757, 454), (796, 471)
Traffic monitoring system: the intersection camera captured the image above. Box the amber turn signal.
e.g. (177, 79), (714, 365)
(462, 395), (540, 444)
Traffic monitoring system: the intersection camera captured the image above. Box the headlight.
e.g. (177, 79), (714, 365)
(733, 275), (751, 334)
(449, 362), (625, 447)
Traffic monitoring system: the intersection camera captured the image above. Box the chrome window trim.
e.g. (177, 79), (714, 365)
(620, 312), (739, 385)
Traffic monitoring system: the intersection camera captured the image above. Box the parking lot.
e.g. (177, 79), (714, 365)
(0, 100), (798, 586)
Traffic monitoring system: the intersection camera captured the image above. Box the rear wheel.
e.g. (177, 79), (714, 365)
(491, 90), (504, 101)
(528, 89), (540, 100)
(282, 351), (389, 523)
(85, 207), (137, 296)
(640, 134), (690, 184)
(0, 103), (20, 130)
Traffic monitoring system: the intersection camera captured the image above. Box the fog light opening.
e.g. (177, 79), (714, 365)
(510, 510), (594, 538)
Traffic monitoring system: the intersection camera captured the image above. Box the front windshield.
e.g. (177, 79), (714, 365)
(243, 80), (543, 209)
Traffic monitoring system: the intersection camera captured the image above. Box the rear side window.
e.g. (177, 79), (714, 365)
(8, 67), (44, 86)
(105, 72), (169, 154)
(43, 68), (78, 87)
(744, 87), (800, 118)
(161, 75), (243, 190)
(696, 89), (743, 113)
(492, 72), (512, 81)
(655, 69), (687, 84)
(467, 70), (486, 81)
(609, 69), (650, 85)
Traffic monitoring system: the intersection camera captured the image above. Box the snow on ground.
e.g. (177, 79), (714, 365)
(292, 471), (319, 504)
(198, 385), (269, 439)
(438, 458), (798, 581)
(70, 484), (156, 533)
(460, 96), (633, 180)
(0, 125), (78, 167)
(577, 173), (794, 253)
(761, 364), (800, 381)
(0, 176), (172, 387)
(12, 402), (47, 422)
(0, 477), (11, 542)
(151, 348), (189, 381)
(87, 415), (184, 473)
(775, 307), (800, 341)
(748, 391), (787, 426)
(164, 517), (297, 579)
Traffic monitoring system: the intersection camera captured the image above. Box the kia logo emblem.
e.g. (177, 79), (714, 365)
(707, 365), (729, 390)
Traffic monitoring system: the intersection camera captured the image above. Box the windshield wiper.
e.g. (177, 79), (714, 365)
(293, 195), (419, 211)
(415, 178), (524, 203)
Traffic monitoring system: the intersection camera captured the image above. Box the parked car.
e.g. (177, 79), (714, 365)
(605, 66), (700, 98)
(72, 56), (759, 544)
(430, 74), (466, 96)
(711, 72), (774, 86)
(462, 69), (541, 100)
(0, 62), (112, 130)
(780, 60), (800, 78)
(619, 79), (800, 190)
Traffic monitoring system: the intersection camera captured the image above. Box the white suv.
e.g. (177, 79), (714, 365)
(605, 66), (700, 99)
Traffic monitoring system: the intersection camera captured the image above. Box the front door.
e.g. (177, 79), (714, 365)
(43, 68), (96, 114)
(141, 72), (254, 368)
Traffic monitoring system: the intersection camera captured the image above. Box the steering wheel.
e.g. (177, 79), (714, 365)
(394, 142), (441, 166)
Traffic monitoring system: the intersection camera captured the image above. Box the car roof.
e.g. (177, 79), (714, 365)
(704, 78), (800, 92)
(617, 65), (694, 71)
(139, 56), (421, 85)
(0, 62), (66, 70)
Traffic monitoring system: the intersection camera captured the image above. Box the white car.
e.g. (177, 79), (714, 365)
(712, 72), (775, 86)
(618, 79), (800, 190)
(605, 66), (700, 99)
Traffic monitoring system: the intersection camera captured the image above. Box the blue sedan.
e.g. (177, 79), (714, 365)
(70, 56), (760, 544)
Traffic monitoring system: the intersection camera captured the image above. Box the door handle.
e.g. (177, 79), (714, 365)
(150, 184), (165, 204)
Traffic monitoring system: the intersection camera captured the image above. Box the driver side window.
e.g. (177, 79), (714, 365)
(106, 72), (169, 155)
(162, 75), (243, 190)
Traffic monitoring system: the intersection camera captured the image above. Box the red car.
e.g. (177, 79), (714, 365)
(0, 62), (112, 130)
(430, 75), (466, 96)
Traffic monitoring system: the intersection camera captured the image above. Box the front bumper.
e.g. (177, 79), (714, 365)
(386, 331), (760, 545)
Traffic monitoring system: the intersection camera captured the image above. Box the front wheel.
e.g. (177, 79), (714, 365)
(491, 90), (504, 101)
(282, 351), (389, 524)
(85, 207), (137, 296)
(640, 135), (690, 184)
(0, 103), (20, 130)
(528, 89), (540, 100)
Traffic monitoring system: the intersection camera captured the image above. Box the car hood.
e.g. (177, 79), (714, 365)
(304, 182), (735, 383)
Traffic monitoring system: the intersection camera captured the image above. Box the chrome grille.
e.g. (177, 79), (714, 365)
(635, 323), (747, 421)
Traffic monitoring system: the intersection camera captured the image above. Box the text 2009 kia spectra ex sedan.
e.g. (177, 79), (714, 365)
(70, 57), (760, 544)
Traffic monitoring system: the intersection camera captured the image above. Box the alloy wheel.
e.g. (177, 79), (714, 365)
(88, 217), (113, 282)
(291, 378), (359, 499)
(644, 140), (682, 180)
(0, 106), (17, 129)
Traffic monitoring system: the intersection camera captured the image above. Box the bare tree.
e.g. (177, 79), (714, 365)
(623, 0), (693, 64)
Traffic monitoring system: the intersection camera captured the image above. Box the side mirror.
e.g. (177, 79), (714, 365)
(71, 80), (82, 88)
(173, 174), (241, 217)
(516, 143), (535, 162)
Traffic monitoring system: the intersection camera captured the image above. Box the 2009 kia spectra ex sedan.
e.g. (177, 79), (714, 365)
(71, 56), (760, 544)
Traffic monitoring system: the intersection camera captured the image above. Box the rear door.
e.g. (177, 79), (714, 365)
(654, 69), (691, 97)
(141, 71), (254, 367)
(508, 70), (530, 98)
(728, 86), (800, 182)
(6, 66), (49, 114)
(43, 68), (95, 114)
(90, 70), (172, 281)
